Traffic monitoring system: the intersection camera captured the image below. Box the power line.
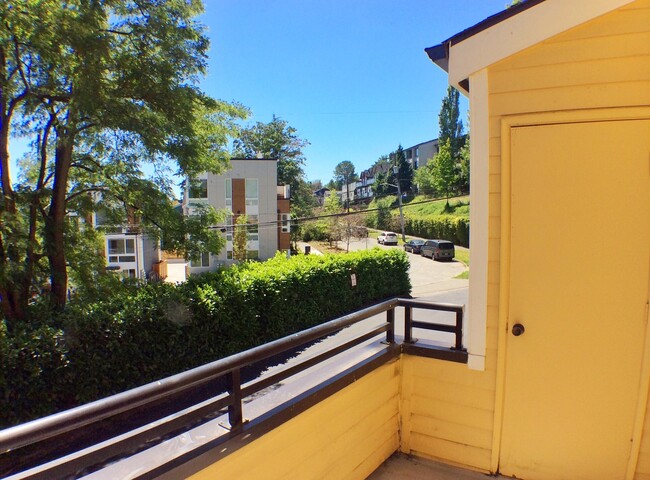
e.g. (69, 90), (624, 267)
(208, 196), (466, 232)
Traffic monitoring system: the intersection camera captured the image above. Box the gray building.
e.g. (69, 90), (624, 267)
(403, 139), (439, 170)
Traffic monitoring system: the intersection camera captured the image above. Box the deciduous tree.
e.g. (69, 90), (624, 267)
(333, 160), (356, 211)
(0, 0), (246, 326)
(431, 139), (456, 206)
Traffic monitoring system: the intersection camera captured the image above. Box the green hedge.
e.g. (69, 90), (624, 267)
(1, 248), (410, 427)
(403, 214), (470, 247)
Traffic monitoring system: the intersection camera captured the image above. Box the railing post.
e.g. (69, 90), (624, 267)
(454, 306), (464, 350)
(404, 305), (415, 344)
(386, 308), (395, 343)
(228, 369), (243, 430)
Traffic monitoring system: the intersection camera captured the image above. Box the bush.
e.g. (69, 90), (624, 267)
(404, 214), (470, 247)
(301, 221), (328, 242)
(1, 248), (410, 427)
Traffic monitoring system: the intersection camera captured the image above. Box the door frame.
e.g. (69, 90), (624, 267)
(491, 106), (650, 478)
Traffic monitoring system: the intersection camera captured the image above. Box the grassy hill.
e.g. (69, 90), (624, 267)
(401, 195), (469, 217)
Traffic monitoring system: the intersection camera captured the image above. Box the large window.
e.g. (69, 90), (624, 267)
(190, 252), (210, 268)
(108, 238), (136, 263)
(189, 179), (208, 199)
(245, 178), (258, 206)
(248, 214), (259, 241)
(225, 178), (232, 208)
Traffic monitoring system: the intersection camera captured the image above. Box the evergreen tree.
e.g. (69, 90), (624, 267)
(389, 145), (413, 194)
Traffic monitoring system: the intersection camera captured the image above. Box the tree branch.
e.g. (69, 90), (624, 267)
(66, 186), (109, 203)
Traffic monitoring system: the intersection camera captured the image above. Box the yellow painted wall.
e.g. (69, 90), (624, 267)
(400, 355), (495, 472)
(486, 0), (650, 477)
(188, 360), (400, 480)
(399, 0), (650, 474)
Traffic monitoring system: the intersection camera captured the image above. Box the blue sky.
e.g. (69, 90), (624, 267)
(199, 0), (508, 184)
(7, 1), (509, 193)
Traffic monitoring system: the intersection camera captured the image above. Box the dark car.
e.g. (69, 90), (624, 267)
(421, 239), (455, 261)
(403, 239), (425, 254)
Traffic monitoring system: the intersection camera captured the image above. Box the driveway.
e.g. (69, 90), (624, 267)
(335, 237), (469, 298)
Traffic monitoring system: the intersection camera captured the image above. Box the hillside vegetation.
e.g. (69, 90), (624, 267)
(365, 194), (470, 247)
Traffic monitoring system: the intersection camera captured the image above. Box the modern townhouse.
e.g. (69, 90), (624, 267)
(182, 158), (291, 274)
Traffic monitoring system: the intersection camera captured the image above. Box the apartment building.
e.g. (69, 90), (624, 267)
(403, 138), (439, 170)
(183, 158), (290, 273)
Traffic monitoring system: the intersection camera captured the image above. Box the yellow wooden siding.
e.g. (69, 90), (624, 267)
(484, 1), (650, 477)
(188, 360), (400, 480)
(401, 355), (495, 471)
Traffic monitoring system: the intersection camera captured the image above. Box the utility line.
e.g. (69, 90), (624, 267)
(208, 196), (466, 232)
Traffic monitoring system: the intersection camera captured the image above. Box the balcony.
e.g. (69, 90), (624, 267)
(0, 298), (486, 480)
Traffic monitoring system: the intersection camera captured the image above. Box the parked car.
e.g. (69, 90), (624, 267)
(377, 231), (398, 245)
(403, 239), (425, 254)
(421, 239), (455, 261)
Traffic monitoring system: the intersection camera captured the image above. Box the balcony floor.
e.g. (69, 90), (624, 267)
(368, 453), (506, 479)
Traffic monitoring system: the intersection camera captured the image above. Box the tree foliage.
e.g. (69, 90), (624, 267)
(431, 139), (456, 205)
(333, 160), (356, 209)
(413, 161), (437, 195)
(323, 191), (343, 247)
(373, 146), (412, 198)
(232, 214), (249, 262)
(389, 145), (413, 194)
(0, 0), (246, 327)
(438, 86), (464, 161)
(233, 115), (308, 191)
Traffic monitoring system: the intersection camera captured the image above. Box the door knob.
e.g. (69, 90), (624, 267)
(512, 323), (525, 337)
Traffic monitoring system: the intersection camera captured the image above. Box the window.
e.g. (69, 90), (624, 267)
(189, 179), (208, 199)
(190, 252), (210, 268)
(281, 213), (290, 233)
(248, 215), (259, 241)
(246, 178), (258, 206)
(247, 250), (259, 260)
(108, 238), (134, 255)
(225, 178), (232, 207)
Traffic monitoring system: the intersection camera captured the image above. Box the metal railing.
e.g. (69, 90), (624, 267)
(0, 297), (465, 479)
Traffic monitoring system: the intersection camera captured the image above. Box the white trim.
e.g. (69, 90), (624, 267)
(466, 69), (489, 371)
(448, 0), (636, 90)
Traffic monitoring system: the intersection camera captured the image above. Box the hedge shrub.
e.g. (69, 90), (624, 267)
(404, 214), (470, 247)
(1, 248), (410, 427)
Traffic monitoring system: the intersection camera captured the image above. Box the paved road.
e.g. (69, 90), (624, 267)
(333, 236), (469, 299)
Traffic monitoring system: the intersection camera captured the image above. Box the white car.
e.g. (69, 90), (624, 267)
(377, 231), (398, 245)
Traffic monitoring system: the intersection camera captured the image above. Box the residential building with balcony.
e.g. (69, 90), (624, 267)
(182, 158), (290, 273)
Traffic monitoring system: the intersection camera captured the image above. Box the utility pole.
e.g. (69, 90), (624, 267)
(393, 165), (406, 242)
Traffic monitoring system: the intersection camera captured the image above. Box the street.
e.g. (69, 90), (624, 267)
(333, 236), (469, 299)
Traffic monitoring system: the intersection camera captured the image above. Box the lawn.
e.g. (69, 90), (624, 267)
(401, 195), (469, 217)
(454, 247), (470, 279)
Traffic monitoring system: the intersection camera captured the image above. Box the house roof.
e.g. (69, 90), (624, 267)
(425, 0), (635, 93)
(425, 0), (546, 75)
